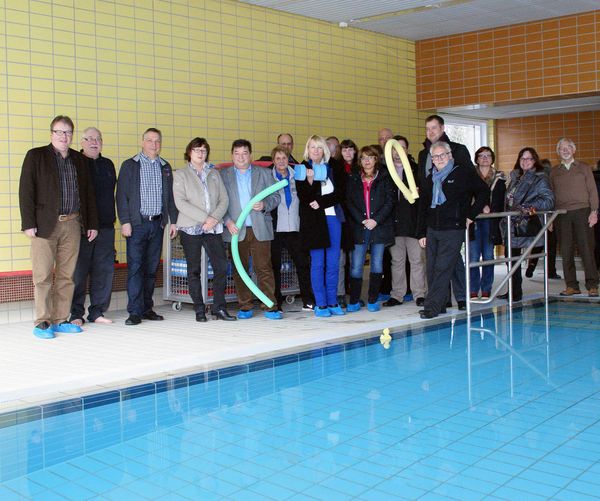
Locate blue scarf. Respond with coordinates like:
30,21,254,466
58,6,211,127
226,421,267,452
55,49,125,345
431,159,455,208
275,170,292,208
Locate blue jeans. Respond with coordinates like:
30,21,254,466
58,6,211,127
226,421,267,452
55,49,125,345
469,220,494,294
126,219,164,316
310,216,341,307
350,229,385,278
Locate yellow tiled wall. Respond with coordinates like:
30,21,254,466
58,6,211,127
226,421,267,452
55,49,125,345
0,0,424,273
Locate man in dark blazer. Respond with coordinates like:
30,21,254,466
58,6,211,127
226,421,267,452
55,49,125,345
116,128,178,326
417,114,475,310
19,115,99,339
221,139,281,319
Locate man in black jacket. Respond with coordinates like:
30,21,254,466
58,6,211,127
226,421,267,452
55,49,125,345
116,128,178,325
418,115,474,310
70,127,116,326
417,142,489,318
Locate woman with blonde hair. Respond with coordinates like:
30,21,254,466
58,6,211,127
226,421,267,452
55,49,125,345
296,135,347,317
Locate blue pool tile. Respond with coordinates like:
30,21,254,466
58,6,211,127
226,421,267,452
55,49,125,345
518,467,573,488
554,489,600,501
42,398,82,419
83,390,121,409
433,482,486,500
493,485,554,501
504,477,562,498
318,476,369,497
188,370,218,385
0,485,22,501
567,479,600,497
121,383,155,400
247,480,297,499
51,481,96,500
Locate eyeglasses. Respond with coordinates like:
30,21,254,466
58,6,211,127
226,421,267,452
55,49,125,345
478,153,492,159
431,152,450,160
520,156,534,162
52,129,73,137
192,148,208,154
361,155,376,161
83,136,102,143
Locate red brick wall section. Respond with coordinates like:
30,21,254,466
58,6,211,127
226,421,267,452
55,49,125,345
495,111,600,172
0,263,164,303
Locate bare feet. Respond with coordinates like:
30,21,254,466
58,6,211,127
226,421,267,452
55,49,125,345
71,318,83,327
93,316,113,324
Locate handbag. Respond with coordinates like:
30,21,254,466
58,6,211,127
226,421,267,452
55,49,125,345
511,177,543,237
513,214,542,237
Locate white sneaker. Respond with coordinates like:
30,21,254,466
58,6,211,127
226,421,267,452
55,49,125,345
302,303,314,311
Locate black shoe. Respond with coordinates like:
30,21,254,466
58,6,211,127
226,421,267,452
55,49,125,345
457,300,466,311
498,292,522,301
195,311,207,322
416,297,425,307
383,297,403,307
525,266,534,278
213,309,237,321
446,300,452,308
125,315,141,325
419,310,437,319
142,311,164,321
548,273,562,279
337,296,347,308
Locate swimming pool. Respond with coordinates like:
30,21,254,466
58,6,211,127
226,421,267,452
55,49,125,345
1,301,599,500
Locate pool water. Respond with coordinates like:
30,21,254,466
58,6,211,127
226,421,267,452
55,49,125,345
1,301,600,500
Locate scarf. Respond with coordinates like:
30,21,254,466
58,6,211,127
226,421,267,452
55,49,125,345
275,170,292,208
431,159,455,208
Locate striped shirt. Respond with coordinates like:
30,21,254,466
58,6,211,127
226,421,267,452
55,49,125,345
139,152,163,217
55,150,80,214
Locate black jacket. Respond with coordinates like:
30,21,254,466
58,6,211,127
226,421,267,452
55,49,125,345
392,154,421,238
296,160,346,250
418,133,474,184
346,171,395,246
417,162,489,238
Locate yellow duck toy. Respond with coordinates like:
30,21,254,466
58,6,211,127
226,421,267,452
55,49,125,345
380,328,392,349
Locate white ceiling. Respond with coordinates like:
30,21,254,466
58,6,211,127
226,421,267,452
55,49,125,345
238,0,600,41
238,0,600,119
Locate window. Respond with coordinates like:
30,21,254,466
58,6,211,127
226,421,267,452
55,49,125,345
442,116,488,159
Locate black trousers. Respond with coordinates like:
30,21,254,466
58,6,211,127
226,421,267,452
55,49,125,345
179,232,228,312
425,228,464,315
71,227,115,322
271,231,313,306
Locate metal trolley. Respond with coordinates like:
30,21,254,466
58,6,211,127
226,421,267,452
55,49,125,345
163,232,300,312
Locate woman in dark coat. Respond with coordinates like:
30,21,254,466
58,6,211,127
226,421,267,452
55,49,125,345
417,141,489,319
296,135,347,317
345,145,395,312
500,147,554,302
469,147,506,299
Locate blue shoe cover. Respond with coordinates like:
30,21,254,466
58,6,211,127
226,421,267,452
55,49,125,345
376,293,391,302
51,322,83,333
237,310,253,319
367,302,381,312
346,302,361,312
328,305,345,316
314,307,331,318
264,310,282,320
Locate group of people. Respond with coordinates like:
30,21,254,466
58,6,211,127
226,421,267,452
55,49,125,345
19,114,599,338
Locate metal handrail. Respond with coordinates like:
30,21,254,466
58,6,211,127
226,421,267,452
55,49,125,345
465,209,566,315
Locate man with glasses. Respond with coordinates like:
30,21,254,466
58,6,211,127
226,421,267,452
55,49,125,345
70,128,117,326
116,128,178,325
19,115,99,339
550,138,599,297
418,115,475,310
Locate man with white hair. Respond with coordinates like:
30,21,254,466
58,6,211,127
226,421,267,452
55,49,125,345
70,127,116,325
550,138,599,296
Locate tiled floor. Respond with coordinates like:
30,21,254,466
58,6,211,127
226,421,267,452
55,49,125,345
0,268,589,412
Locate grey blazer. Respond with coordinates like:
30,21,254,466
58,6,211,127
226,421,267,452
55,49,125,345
173,165,228,228
220,165,280,242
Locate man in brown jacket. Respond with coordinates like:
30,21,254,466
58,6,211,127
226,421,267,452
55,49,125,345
19,115,99,339
550,138,599,297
